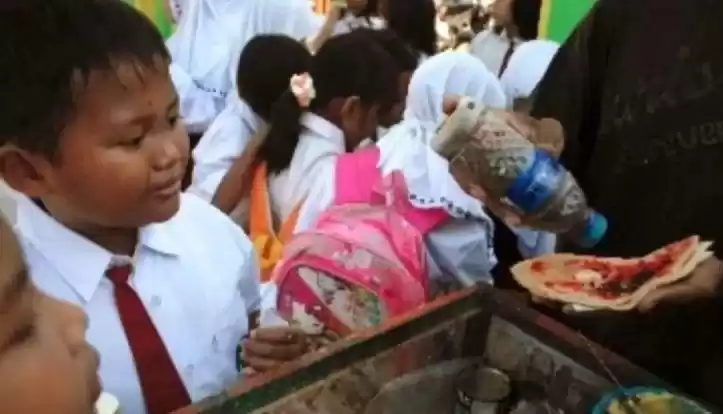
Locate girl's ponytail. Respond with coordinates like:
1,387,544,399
258,73,316,174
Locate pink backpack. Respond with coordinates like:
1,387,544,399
274,147,450,337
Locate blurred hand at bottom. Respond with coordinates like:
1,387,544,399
242,327,308,374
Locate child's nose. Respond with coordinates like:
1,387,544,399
152,138,182,171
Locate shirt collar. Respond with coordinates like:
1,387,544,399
300,112,345,149
15,196,181,303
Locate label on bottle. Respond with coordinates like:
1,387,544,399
506,150,563,214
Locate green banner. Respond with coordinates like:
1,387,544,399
126,0,175,38
539,0,595,43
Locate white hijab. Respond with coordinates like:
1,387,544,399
225,0,323,91
500,39,560,104
167,0,321,102
404,51,508,134
167,0,245,99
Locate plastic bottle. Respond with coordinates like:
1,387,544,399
431,97,607,248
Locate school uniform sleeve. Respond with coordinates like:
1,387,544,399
425,220,497,286
237,233,263,314
169,63,221,135
530,0,628,177
508,226,557,258
189,104,253,201
180,193,263,313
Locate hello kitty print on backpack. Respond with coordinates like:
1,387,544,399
273,147,450,337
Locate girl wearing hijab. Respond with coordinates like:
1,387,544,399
404,51,508,130
167,0,321,137
402,51,555,262
296,52,506,289
469,0,541,76
499,39,559,110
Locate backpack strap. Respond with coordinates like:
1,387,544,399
249,163,302,282
334,148,449,235
334,147,383,205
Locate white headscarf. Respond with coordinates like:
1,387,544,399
167,0,245,99
500,40,560,104
225,0,323,91
167,0,322,103
403,51,508,133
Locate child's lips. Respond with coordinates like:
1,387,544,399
151,175,183,198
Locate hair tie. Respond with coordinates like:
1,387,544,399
289,73,316,108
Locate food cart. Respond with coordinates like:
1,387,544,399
171,285,710,414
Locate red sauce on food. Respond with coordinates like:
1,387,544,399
531,260,547,273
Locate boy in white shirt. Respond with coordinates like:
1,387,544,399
0,1,306,414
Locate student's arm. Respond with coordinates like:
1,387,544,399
530,0,626,177
305,6,343,54
211,131,265,214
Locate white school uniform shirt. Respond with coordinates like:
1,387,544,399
292,114,497,286
499,39,560,105
403,51,556,258
15,194,262,414
189,98,263,201
469,29,519,76
332,14,385,36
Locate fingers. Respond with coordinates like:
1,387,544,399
242,327,308,372
242,351,283,373
251,326,306,343
637,284,704,313
442,95,460,115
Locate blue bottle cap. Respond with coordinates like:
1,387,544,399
578,212,607,248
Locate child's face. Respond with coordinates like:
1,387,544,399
6,58,189,229
340,97,381,149
490,0,513,26
0,223,100,414
379,71,413,128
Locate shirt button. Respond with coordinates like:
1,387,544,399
150,295,162,308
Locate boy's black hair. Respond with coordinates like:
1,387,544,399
236,35,313,121
386,0,437,58
350,28,419,72
0,0,169,158
260,32,398,174
512,0,542,40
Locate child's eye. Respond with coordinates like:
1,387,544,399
121,136,144,148
169,115,181,126
8,322,35,348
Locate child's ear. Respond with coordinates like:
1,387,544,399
340,96,363,121
0,146,53,198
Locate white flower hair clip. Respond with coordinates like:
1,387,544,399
289,73,316,108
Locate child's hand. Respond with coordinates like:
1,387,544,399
242,327,308,373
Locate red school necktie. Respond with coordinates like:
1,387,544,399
106,264,191,414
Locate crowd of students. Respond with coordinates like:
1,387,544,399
0,0,722,413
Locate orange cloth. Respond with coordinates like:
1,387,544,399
249,163,302,282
